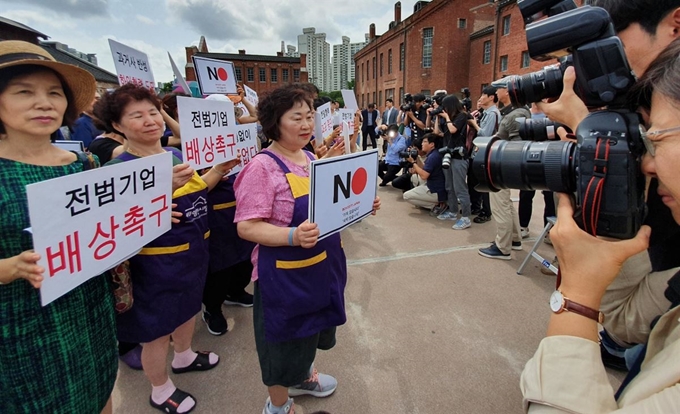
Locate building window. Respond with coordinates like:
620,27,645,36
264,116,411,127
379,53,384,77
399,87,404,104
372,57,376,79
366,60,370,80
386,88,394,100
270,68,278,83
247,67,254,82
259,68,266,82
483,41,491,64
235,67,242,82
500,55,508,72
372,92,376,104
399,43,405,71
388,49,393,74
282,68,289,82
378,91,382,106
422,27,433,68
502,15,511,35
421,89,431,98
361,62,364,82
293,69,300,82
458,18,467,29
521,51,530,68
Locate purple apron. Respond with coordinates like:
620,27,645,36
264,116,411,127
115,149,210,343
257,150,347,342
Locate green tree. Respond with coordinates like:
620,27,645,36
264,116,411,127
160,81,174,93
347,79,355,90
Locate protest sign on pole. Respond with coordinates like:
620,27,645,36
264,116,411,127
192,56,238,95
243,84,259,105
314,102,332,147
168,52,191,95
341,89,359,110
108,39,155,90
27,153,173,306
177,96,257,174
338,109,355,132
308,149,379,240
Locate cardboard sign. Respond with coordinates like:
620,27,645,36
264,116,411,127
108,39,155,90
223,123,259,176
168,52,191,95
338,109,355,132
192,56,238,95
244,84,259,105
314,102,332,146
308,149,379,240
27,153,173,306
341,89,359,110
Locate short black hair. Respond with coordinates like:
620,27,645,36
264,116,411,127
368,103,375,109
593,0,680,34
257,84,313,142
385,98,393,104
481,86,499,103
413,93,426,103
421,133,442,149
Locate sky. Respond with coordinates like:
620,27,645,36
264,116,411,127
0,0,424,84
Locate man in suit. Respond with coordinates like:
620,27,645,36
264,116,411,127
382,98,398,125
361,103,380,151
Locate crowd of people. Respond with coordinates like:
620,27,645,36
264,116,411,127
1,0,680,413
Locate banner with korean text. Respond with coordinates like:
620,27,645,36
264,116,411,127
314,102,333,146
108,39,155,90
337,109,356,132
177,96,257,175
27,153,173,306
244,84,259,105
308,149,379,240
192,56,238,95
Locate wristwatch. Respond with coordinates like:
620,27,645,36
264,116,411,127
549,290,604,323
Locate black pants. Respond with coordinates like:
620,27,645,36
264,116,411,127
518,190,556,227
467,164,491,217
392,172,414,192
362,127,378,150
378,161,401,185
202,259,253,312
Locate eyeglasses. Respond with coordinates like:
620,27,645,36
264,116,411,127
639,124,680,157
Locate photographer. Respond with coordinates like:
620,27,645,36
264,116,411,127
403,134,447,212
520,40,680,412
391,137,425,193
405,93,428,141
433,95,473,230
378,124,407,187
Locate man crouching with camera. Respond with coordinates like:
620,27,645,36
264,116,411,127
403,133,447,213
378,124,407,187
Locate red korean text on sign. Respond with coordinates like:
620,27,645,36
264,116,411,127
185,137,201,165
202,136,216,163
46,231,82,277
149,195,169,227
87,215,119,260
123,205,145,237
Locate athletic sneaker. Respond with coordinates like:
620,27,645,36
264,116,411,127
437,211,457,221
520,227,530,238
262,397,296,414
430,204,446,216
202,309,228,336
223,292,254,308
512,241,522,251
478,243,511,260
288,367,337,398
452,217,471,230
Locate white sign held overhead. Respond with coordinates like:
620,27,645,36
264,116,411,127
341,89,359,110
192,56,238,95
168,52,191,95
308,150,379,240
108,39,155,90
243,84,259,105
28,153,173,306
314,102,333,147
337,109,356,132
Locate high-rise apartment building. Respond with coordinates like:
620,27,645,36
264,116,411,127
331,36,367,90
297,27,331,92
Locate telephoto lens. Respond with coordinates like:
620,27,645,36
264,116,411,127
506,62,566,107
517,117,566,141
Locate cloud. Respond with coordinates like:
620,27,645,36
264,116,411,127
135,14,156,25
0,0,110,17
1,9,77,31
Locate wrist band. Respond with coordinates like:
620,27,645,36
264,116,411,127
288,227,297,246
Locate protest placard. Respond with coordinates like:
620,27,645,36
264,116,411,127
192,56,238,95
314,102,332,147
244,84,259,105
108,39,155,90
341,89,359,110
308,149,379,240
176,96,256,174
342,121,351,155
168,52,191,95
27,153,173,306
337,109,355,132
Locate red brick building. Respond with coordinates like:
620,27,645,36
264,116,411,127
185,37,308,96
354,0,582,108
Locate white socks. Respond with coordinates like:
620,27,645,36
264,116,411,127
171,348,218,369
151,378,195,413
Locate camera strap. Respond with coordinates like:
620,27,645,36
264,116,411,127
581,138,612,236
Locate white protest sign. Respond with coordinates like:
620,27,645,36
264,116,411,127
108,39,155,90
223,123,259,176
341,89,359,110
314,102,333,146
244,84,259,105
168,52,191,95
338,109,355,132
27,153,173,306
309,149,379,240
192,56,238,95
342,121,351,155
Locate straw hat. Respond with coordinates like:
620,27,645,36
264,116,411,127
0,40,97,114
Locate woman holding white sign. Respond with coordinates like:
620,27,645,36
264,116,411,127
97,83,239,414
0,41,117,414
234,84,380,414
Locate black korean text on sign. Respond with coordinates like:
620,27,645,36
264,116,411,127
95,178,115,207
65,185,90,216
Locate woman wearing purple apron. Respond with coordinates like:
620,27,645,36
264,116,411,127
234,84,380,414
97,84,238,414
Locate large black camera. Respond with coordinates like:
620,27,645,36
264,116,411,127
505,2,636,108
430,106,444,117
516,117,566,141
401,93,414,112
439,146,465,169
398,148,419,168
472,111,646,239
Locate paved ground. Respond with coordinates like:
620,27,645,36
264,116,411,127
113,185,624,414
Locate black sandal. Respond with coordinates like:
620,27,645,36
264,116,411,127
171,351,219,374
149,388,196,413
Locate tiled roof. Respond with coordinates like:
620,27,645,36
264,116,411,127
0,16,48,39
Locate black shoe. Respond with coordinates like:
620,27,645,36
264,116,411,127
471,208,483,216
473,214,491,223
224,292,254,308
378,182,387,187
600,343,628,372
202,309,228,336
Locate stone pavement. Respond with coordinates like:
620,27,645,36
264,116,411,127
113,187,624,414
